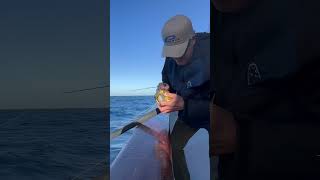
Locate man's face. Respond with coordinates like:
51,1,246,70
172,39,194,66
172,51,187,64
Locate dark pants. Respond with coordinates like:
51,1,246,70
210,156,219,180
170,120,213,180
170,120,198,180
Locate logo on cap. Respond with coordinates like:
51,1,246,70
165,35,177,43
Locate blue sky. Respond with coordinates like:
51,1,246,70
110,0,210,96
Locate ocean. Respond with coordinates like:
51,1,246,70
0,108,107,180
0,96,155,179
110,96,156,164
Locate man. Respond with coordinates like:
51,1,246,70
211,0,320,179
156,15,210,180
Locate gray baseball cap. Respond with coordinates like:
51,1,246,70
161,15,195,58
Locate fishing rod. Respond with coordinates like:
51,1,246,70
110,88,172,140
110,108,161,140
64,84,170,139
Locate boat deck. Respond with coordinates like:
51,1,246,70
111,112,211,180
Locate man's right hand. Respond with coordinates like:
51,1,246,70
157,92,184,113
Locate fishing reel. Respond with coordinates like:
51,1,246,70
154,83,172,103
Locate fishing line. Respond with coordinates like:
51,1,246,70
63,85,109,94
131,86,157,91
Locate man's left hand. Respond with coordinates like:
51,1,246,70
157,92,184,113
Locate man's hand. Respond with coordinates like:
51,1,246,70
157,82,170,91
157,92,184,113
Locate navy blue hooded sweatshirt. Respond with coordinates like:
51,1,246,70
161,32,210,130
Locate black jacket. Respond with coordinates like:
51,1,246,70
212,0,320,179
162,33,210,130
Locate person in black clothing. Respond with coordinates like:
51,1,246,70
211,0,320,179
157,15,210,180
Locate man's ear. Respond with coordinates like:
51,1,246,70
212,0,252,13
